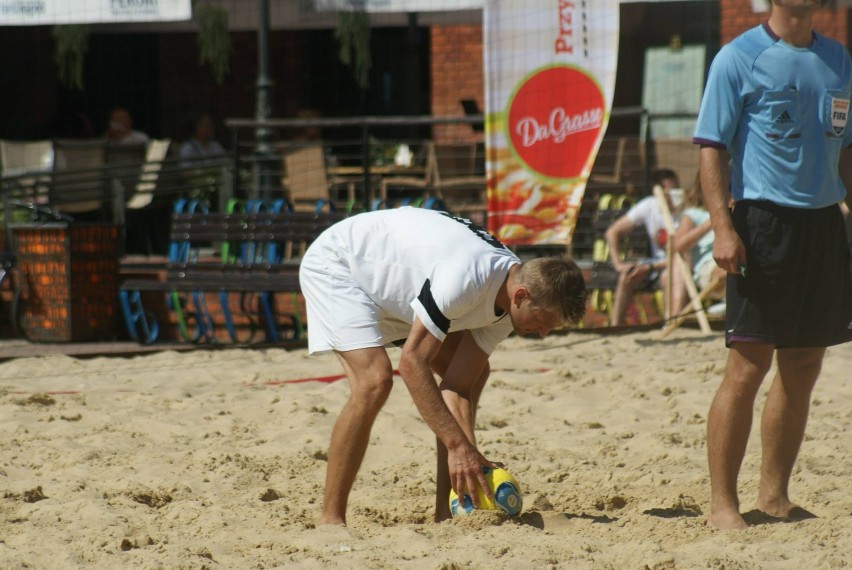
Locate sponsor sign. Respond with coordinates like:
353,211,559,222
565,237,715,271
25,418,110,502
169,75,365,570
313,0,482,11
0,0,191,25
485,0,619,245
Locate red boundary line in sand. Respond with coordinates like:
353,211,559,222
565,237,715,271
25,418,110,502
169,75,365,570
260,367,551,387
7,368,553,396
262,370,401,386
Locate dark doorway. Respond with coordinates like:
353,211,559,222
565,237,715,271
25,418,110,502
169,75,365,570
59,32,162,140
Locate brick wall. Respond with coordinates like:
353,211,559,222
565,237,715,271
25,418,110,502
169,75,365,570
430,25,484,143
721,0,848,44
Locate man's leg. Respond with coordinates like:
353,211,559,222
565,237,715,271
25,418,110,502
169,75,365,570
666,260,689,318
320,347,395,526
611,265,649,326
706,341,774,529
756,347,824,519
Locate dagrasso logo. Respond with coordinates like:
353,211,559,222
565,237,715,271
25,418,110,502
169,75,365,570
507,65,604,180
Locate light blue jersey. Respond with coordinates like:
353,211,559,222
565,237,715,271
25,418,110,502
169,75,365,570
694,23,852,208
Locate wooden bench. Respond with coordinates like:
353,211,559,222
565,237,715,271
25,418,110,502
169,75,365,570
119,210,349,344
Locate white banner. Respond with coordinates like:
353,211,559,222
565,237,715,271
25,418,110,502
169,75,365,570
313,0,482,12
485,0,620,246
0,0,191,25
317,0,713,9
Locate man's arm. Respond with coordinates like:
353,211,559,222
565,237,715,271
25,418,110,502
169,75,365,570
604,214,636,271
699,145,745,274
398,318,493,503
436,332,490,445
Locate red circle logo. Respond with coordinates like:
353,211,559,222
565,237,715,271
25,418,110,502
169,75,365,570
507,66,605,180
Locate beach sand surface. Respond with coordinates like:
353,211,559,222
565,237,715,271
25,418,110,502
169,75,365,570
1,329,850,569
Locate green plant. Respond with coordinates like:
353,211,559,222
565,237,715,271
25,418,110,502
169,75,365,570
367,136,398,166
335,10,371,90
185,168,220,202
52,25,89,90
196,4,231,84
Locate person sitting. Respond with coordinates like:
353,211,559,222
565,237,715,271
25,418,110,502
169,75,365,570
671,173,727,318
105,107,149,146
178,113,226,169
604,168,683,326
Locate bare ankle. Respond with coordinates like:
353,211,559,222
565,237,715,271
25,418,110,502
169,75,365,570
755,496,793,518
755,498,815,521
708,507,748,530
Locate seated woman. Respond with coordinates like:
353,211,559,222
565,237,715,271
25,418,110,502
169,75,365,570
672,173,727,318
178,113,226,169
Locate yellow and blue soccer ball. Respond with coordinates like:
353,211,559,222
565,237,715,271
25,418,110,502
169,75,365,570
448,467,523,517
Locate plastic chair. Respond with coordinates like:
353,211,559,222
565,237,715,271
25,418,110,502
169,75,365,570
126,139,171,210
431,142,486,217
589,136,646,193
0,139,53,177
0,139,53,206
106,142,147,203
282,144,354,213
51,139,107,215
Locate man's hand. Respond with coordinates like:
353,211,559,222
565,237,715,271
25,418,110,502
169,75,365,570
700,146,746,276
712,224,747,276
447,442,495,507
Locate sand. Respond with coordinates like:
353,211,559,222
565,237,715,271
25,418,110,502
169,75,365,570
1,328,850,569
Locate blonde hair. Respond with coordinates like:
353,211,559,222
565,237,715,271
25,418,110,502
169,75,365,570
683,170,704,209
515,257,587,325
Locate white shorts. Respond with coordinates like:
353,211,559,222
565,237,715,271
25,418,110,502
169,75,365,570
299,234,410,354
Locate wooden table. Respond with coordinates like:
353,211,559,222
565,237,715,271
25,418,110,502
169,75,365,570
327,165,428,208
327,165,426,177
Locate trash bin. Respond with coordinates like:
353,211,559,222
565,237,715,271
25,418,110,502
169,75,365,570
13,223,119,342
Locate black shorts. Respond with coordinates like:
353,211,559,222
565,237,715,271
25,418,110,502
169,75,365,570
642,268,661,290
726,200,852,348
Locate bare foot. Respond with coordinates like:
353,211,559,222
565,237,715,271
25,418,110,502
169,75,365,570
755,499,817,521
316,523,365,541
315,522,363,552
707,509,749,530
784,506,818,521
742,509,783,525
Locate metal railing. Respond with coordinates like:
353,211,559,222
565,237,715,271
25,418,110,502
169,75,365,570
226,114,485,211
0,109,697,258
0,154,236,255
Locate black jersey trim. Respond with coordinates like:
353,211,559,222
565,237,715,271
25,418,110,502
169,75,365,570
418,279,450,334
